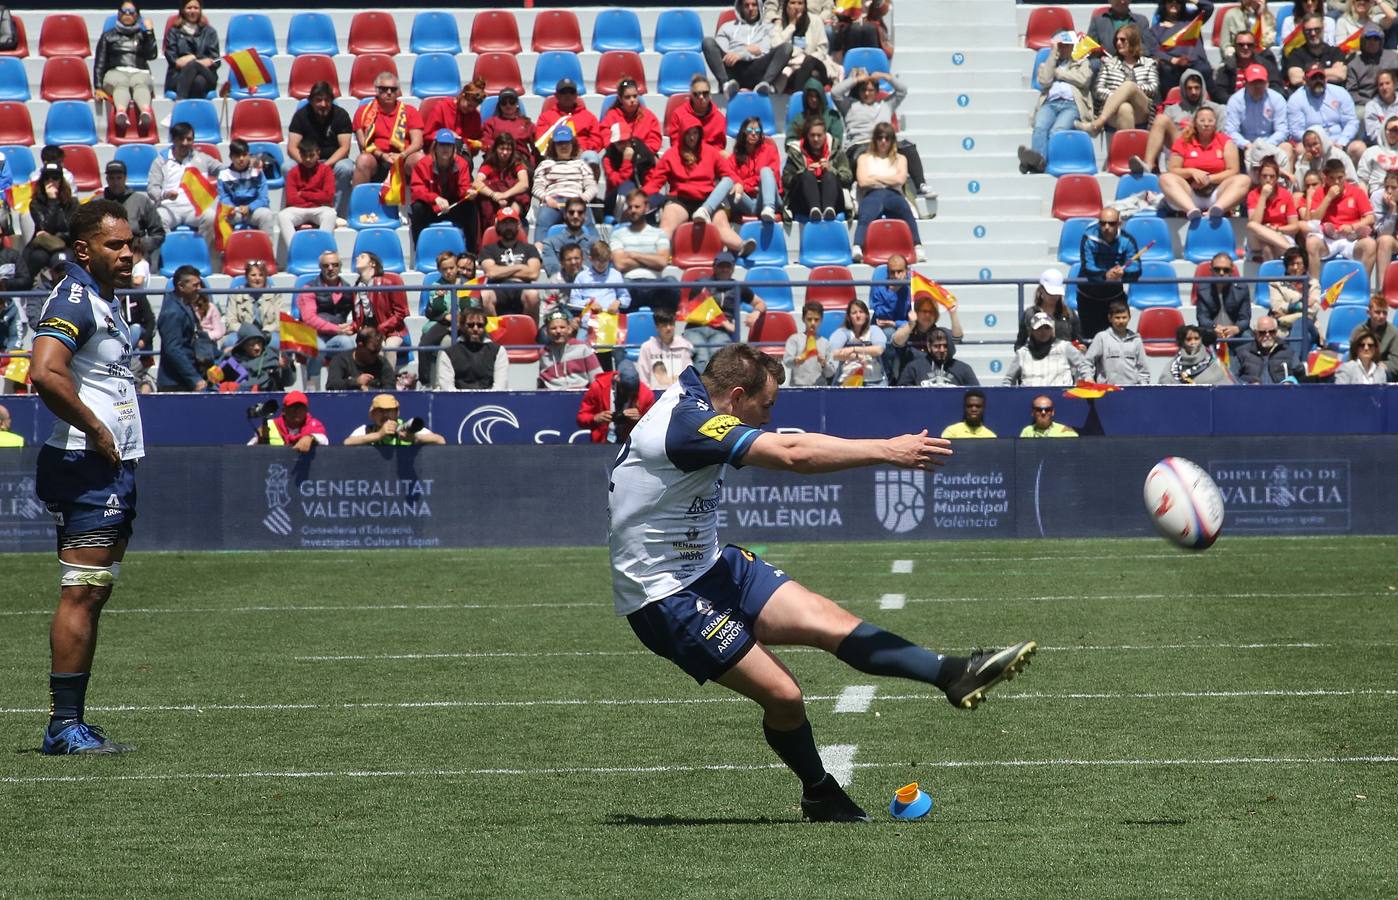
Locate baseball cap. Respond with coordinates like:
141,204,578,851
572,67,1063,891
1030,311,1055,330
283,390,309,407
543,308,571,324
434,128,457,145
713,249,737,265
1053,29,1076,44
105,159,127,175
495,206,520,222
1364,23,1384,37
1038,268,1066,297
552,124,575,142
1305,62,1327,78
1244,63,1269,83
370,393,400,411
555,77,577,93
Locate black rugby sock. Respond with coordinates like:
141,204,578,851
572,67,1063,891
48,671,90,730
837,622,954,687
763,720,826,790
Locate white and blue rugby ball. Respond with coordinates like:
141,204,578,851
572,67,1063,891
1143,457,1225,551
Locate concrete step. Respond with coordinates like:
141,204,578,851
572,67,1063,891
918,216,1063,244
900,110,1034,131
912,152,1018,175
904,89,1037,115
933,195,1046,217
924,173,1053,199
906,129,1043,156
890,69,1028,91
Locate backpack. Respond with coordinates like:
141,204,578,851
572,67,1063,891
0,9,17,53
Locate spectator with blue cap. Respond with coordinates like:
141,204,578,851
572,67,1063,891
535,78,603,166
532,124,599,242
409,128,477,248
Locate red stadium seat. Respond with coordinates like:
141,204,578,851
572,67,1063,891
1382,260,1398,308
38,14,90,58
715,9,737,33
61,144,101,192
1187,260,1211,306
222,230,279,277
595,51,647,95
671,222,724,268
1025,6,1075,49
1138,306,1185,356
41,55,94,100
105,103,158,144
747,310,798,356
663,94,690,130
288,54,341,99
0,15,27,58
195,142,223,160
1106,129,1149,176
470,11,523,54
860,219,916,268
530,10,584,53
679,266,714,309
419,96,453,131
1211,5,1238,46
347,12,400,55
229,98,283,143
0,101,34,144
472,53,524,95
480,225,499,247
806,264,857,310
1051,174,1103,220
350,54,398,99
490,314,543,363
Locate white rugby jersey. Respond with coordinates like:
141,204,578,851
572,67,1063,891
33,263,145,460
608,367,763,615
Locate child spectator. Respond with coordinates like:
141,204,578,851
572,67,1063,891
1084,299,1151,385
570,241,631,369
217,139,274,238
276,139,336,260
783,302,838,385
637,308,695,388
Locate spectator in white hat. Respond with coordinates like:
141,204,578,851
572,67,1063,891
1015,268,1084,349
1018,31,1092,175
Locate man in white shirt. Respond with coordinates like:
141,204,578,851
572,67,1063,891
610,189,678,312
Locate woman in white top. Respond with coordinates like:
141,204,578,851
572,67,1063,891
532,127,598,241
831,70,934,198
1336,0,1396,38
775,0,840,92
852,122,923,264
1334,329,1388,382
829,298,888,384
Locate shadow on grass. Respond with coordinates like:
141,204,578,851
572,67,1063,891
1122,818,1188,826
608,813,799,827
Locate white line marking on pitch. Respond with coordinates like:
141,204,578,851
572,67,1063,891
891,560,914,574
904,591,1386,605
834,686,877,713
819,744,858,785
878,593,906,610
0,601,600,617
4,754,1395,786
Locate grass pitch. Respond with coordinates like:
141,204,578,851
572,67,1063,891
2,537,1396,898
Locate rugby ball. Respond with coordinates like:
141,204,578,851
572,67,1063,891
1143,457,1225,550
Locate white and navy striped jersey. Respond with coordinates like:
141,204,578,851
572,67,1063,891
608,367,762,615
32,263,145,460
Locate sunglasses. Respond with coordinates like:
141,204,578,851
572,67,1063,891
500,97,518,104
1212,266,1233,274
1256,328,1278,335
1357,342,1378,348
744,126,762,134
378,85,401,93
1304,27,1323,33
1098,219,1119,226
1033,407,1054,413
463,321,487,329
692,91,711,98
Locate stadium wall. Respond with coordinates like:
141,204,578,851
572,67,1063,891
1,438,1392,552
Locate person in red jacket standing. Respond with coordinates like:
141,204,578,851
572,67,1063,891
535,78,603,165
725,116,783,224
276,140,336,261
350,251,409,367
410,129,477,247
665,75,728,151
600,78,664,218
577,359,656,444
644,125,757,257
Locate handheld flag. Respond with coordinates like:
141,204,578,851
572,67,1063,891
910,271,957,309
2,353,29,385
1071,33,1102,61
486,316,503,338
1215,338,1231,371
1307,348,1341,378
1281,23,1306,56
799,332,819,362
222,47,272,93
1338,26,1367,54
1320,270,1357,309
1160,14,1205,49
180,167,217,215
5,180,31,215
278,313,318,358
379,157,407,206
685,296,727,328
535,116,574,157
841,364,865,387
213,203,234,253
834,0,863,17
1128,240,1155,264
1251,14,1265,46
1064,380,1122,400
584,301,622,348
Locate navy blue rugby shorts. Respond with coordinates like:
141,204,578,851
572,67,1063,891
35,446,138,544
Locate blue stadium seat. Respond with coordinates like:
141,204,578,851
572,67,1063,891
352,227,406,274
0,57,28,101
1320,259,1369,306
1045,130,1097,176
1064,262,1082,310
0,144,35,184
287,229,339,276
414,225,466,271
43,101,97,145
657,51,705,96
725,92,777,138
1057,218,1092,265
1183,218,1239,263
654,10,704,53
113,144,157,190
625,309,655,361
531,51,586,97
229,56,279,101
1324,304,1369,352
785,89,836,128
1115,172,1160,200
1029,47,1051,91
591,9,644,53
169,99,220,143
286,13,338,57
247,141,285,190
478,95,532,121
225,13,277,56
819,309,844,338
842,48,893,92
1129,260,1183,309
348,183,399,229
798,220,853,267
1123,216,1174,262
411,53,462,99
159,231,213,278
410,11,463,55
738,221,789,268
417,271,442,316
744,265,794,311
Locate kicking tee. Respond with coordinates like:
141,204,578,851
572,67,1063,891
608,367,761,615
32,263,145,460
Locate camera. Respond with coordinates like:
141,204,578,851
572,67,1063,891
247,400,279,420
401,417,426,435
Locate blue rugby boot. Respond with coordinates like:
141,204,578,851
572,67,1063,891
42,721,135,755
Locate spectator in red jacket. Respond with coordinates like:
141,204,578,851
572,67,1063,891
643,124,757,257
724,116,783,223
577,359,655,443
535,78,603,165
351,251,409,366
410,129,477,246
481,89,537,168
665,75,729,150
276,139,336,261
600,78,664,218
423,79,486,155
472,133,532,248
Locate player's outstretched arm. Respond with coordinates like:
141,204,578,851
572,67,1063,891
744,429,951,475
30,336,119,467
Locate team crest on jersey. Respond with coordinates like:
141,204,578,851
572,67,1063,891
698,414,741,441
36,317,79,340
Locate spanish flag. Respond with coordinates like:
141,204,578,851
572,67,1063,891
1071,33,1102,61
1337,25,1366,54
834,0,862,17
1251,14,1265,46
213,203,234,252
1307,348,1342,378
799,332,819,362
1215,338,1231,370
1160,14,1205,49
1128,240,1155,264
535,116,573,156
5,180,31,215
2,353,29,385
181,166,217,215
1320,269,1357,309
486,315,503,338
278,313,318,358
584,301,622,348
841,365,865,387
379,156,407,206
222,47,272,93
685,296,727,328
1064,380,1122,399
911,271,957,309
1281,23,1306,56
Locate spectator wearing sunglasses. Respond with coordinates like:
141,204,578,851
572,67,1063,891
852,122,922,263
95,2,157,136
666,76,729,151
1217,0,1276,67
1336,328,1388,383
725,117,782,223
1233,315,1305,382
1282,15,1347,89
352,72,425,189
1215,27,1284,98
481,89,538,167
600,79,664,218
1197,253,1253,342
1077,207,1142,339
1018,396,1079,438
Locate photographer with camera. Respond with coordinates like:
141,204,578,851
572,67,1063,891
246,391,328,453
343,394,446,446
